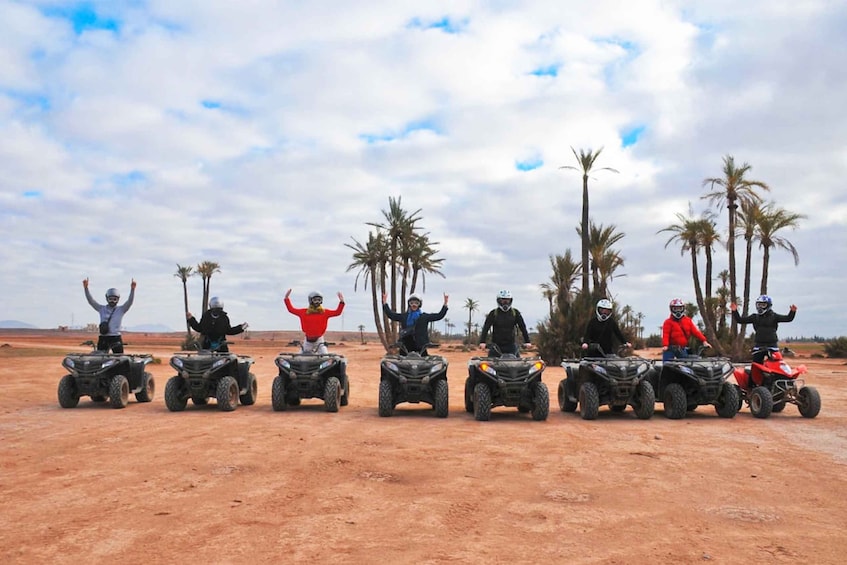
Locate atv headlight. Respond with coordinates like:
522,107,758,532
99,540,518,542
102,359,117,369
276,358,290,370
429,362,444,374
171,357,184,370
211,358,229,370
319,359,335,370
479,362,497,377
721,362,732,376
384,361,399,373
528,360,545,375
636,363,648,375
62,358,75,370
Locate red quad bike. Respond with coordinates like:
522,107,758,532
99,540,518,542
734,347,821,419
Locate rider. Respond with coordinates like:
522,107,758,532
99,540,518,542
478,290,531,357
581,298,631,357
382,291,448,355
662,298,710,361
285,289,345,354
187,297,248,352
731,295,797,364
83,278,135,353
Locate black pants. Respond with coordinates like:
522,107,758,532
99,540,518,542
97,335,124,353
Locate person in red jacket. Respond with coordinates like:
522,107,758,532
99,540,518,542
662,298,710,361
285,288,345,354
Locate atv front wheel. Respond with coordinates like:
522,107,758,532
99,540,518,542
473,383,492,421
216,376,239,412
378,380,394,417
340,376,350,407
324,376,341,413
109,375,129,409
558,380,577,413
578,382,600,420
164,376,188,411
633,380,655,420
531,382,549,421
239,372,257,406
715,382,740,418
797,386,821,418
663,383,687,419
135,372,155,403
749,386,773,419
434,379,449,418
58,375,80,408
271,376,287,411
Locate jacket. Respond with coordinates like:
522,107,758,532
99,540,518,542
662,315,707,348
383,302,448,352
732,308,795,347
582,317,627,355
285,297,344,340
479,308,530,347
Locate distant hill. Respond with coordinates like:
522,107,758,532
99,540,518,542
0,320,38,329
125,324,174,333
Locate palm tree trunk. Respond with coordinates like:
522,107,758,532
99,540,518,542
182,282,191,335
691,249,722,354
581,174,590,295
760,246,771,295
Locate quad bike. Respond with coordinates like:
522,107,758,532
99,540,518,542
558,344,655,420
272,352,349,412
164,346,257,412
733,347,821,419
378,342,448,418
465,344,549,421
647,346,739,419
58,347,155,409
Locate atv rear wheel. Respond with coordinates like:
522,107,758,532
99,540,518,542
378,380,394,417
558,380,577,413
58,375,80,408
340,376,349,407
749,386,773,419
715,382,740,418
663,383,687,419
239,372,257,406
578,382,600,420
633,380,655,420
164,376,188,411
797,386,821,418
324,376,341,413
434,379,449,418
109,375,129,409
135,372,155,403
473,382,492,421
271,376,287,411
216,376,239,412
531,382,549,421
463,376,474,413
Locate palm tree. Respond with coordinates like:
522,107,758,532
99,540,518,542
346,231,389,348
464,298,479,345
196,261,221,313
754,203,805,295
736,200,762,323
368,196,421,315
702,155,769,348
659,207,721,351
407,232,445,297
581,221,626,297
358,324,366,344
540,251,580,315
560,147,619,296
174,264,194,335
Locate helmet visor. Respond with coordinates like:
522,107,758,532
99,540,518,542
598,307,612,318
671,306,684,316
310,296,323,306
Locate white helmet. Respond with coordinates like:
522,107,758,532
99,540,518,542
596,299,613,321
308,291,323,305
209,296,224,310
669,298,685,320
407,294,422,307
105,288,120,299
497,290,513,311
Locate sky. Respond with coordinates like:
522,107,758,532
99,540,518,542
1,0,845,340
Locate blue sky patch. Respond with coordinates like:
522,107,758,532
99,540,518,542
621,125,646,147
201,100,222,109
112,171,147,187
23,190,43,198
43,3,121,35
360,118,441,144
530,64,559,77
516,157,543,171
407,16,469,34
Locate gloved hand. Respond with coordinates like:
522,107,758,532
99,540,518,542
523,343,532,349
581,343,588,350
241,322,249,331
478,343,486,350
625,342,632,348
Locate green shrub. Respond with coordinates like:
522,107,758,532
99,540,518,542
823,336,847,358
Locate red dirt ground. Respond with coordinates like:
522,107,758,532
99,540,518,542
1,330,846,564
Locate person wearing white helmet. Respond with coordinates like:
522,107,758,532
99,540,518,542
580,298,631,356
478,290,531,357
187,297,248,352
285,288,345,354
662,298,710,361
382,291,449,355
83,277,136,353
730,295,797,364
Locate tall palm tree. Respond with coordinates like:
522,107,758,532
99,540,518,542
368,196,421,314
346,231,389,348
540,251,580,315
196,261,221,314
736,200,762,322
358,324,366,344
702,155,769,348
406,232,445,296
580,221,626,297
560,147,619,296
754,202,805,295
463,298,479,345
174,264,194,335
659,208,721,351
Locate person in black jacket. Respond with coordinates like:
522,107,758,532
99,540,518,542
581,298,631,357
731,294,796,363
187,296,248,352
478,290,531,357
382,292,448,355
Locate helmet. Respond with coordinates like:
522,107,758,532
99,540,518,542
105,288,120,305
596,299,613,321
755,294,772,315
669,298,685,320
308,291,323,306
209,296,224,310
496,290,513,312
407,294,422,307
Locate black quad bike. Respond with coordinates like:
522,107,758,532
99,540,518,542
558,344,655,420
647,346,740,419
58,350,155,409
378,343,449,418
465,344,549,421
272,352,349,412
164,350,257,412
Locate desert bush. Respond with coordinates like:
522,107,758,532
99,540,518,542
823,336,847,358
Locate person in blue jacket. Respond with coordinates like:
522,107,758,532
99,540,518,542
382,291,448,355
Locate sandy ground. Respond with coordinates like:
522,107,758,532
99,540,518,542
1,330,846,564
